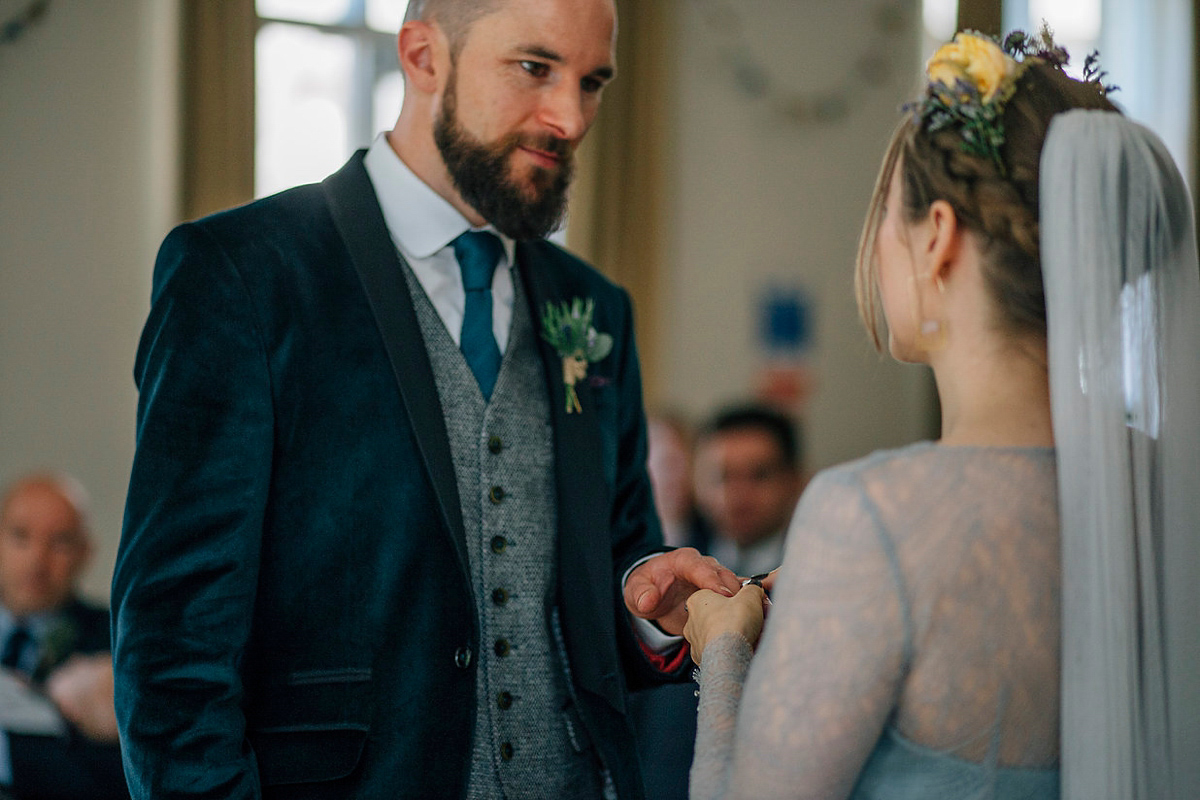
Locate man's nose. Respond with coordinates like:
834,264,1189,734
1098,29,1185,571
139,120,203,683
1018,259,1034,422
27,542,55,570
537,83,589,142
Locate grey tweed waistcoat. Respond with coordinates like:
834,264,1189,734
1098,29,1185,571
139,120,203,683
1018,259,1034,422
402,261,604,800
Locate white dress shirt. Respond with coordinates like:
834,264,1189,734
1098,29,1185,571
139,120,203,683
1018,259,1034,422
363,134,517,351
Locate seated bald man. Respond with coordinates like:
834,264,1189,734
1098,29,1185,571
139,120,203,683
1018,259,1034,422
0,473,129,800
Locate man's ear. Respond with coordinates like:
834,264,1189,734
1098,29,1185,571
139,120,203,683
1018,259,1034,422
924,198,961,285
397,20,441,95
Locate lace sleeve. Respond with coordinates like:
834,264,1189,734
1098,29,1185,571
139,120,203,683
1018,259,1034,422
690,468,910,800
690,632,753,800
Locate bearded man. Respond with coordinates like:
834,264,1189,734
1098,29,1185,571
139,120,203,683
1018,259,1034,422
112,1,740,798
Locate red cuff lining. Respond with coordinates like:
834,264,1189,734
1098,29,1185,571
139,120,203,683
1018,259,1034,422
638,636,690,674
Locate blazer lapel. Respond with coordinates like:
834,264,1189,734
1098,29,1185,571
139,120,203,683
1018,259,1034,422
322,152,469,573
517,243,622,710
516,242,609,509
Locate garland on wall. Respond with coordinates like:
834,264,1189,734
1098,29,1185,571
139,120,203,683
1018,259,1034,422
692,0,911,125
1,0,50,46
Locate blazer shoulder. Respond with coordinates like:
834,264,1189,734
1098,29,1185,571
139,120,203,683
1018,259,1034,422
152,181,345,302
183,182,332,248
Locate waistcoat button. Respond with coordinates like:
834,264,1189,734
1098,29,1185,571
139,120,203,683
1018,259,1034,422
453,647,472,669
492,587,509,605
488,486,506,504
497,690,513,710
490,535,507,554
488,436,504,454
500,741,514,761
494,638,510,657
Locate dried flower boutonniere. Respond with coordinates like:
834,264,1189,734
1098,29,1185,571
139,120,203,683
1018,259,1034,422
540,298,613,413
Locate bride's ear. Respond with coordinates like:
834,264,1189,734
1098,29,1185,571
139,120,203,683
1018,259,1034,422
922,199,961,286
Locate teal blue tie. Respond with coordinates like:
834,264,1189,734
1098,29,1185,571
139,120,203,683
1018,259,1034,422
453,231,504,400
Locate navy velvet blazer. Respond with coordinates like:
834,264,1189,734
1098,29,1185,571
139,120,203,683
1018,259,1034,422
113,153,670,799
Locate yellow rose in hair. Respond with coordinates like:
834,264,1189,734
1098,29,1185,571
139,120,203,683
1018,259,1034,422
927,51,966,93
926,32,1016,101
958,33,1016,100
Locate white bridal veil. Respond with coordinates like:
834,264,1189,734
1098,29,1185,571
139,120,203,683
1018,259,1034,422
1041,110,1200,800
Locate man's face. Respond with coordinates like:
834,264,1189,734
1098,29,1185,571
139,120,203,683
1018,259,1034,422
433,0,616,239
0,483,89,615
693,429,799,548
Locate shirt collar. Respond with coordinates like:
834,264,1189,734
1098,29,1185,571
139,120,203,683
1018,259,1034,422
363,134,516,266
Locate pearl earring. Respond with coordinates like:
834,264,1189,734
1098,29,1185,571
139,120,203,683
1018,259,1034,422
916,273,948,350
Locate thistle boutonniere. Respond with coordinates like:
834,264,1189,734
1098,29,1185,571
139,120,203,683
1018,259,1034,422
540,298,613,413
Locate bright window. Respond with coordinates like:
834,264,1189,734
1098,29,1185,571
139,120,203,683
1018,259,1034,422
255,0,409,198
1006,0,1192,182
920,0,959,62
1005,0,1101,79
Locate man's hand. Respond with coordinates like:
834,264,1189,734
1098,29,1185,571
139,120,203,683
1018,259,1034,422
624,548,742,636
45,654,119,742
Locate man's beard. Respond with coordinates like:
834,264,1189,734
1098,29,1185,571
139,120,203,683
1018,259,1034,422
434,72,574,241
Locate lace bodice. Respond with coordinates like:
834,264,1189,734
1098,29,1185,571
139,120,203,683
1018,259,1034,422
691,442,1060,800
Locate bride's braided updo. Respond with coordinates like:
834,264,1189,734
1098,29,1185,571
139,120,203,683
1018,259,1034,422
857,53,1116,350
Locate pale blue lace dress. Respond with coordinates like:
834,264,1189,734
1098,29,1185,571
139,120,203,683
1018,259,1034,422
691,443,1060,800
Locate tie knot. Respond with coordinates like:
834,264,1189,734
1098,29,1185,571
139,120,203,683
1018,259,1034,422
453,230,504,292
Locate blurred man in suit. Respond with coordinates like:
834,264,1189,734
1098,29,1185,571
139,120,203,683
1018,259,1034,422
694,405,805,578
0,473,128,800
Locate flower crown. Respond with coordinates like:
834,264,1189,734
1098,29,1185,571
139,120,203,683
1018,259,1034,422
904,27,1116,175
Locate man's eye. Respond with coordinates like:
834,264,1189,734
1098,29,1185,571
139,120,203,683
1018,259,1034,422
581,77,604,94
520,61,550,78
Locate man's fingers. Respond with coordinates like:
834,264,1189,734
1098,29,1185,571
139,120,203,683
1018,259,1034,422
692,559,739,596
715,564,741,596
635,584,660,614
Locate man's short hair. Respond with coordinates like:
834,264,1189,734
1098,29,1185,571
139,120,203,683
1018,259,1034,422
698,404,802,471
404,0,502,57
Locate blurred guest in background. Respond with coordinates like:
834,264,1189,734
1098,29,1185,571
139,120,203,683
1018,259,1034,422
0,473,128,800
693,405,804,578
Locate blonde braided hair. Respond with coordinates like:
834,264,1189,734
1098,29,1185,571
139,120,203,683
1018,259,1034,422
857,59,1116,350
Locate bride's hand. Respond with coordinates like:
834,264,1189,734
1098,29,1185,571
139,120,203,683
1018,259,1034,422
684,584,767,665
759,568,780,594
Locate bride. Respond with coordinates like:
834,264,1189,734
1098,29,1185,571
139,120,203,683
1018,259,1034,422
683,30,1200,800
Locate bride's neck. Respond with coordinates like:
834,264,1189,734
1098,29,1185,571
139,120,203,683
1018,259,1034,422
931,334,1054,448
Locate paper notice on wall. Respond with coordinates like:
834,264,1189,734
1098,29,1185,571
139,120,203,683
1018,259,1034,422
0,670,66,735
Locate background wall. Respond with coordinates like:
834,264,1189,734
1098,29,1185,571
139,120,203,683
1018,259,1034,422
0,0,180,600
659,0,935,470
